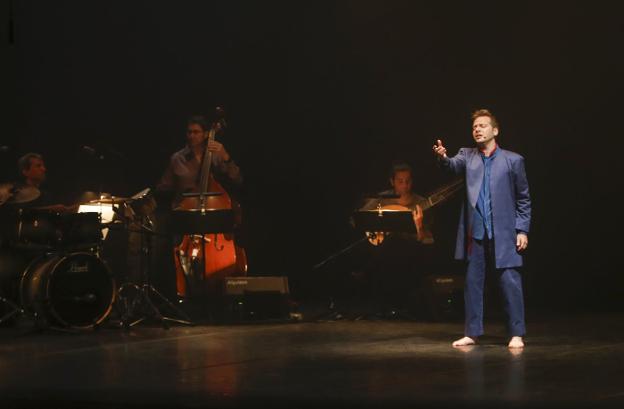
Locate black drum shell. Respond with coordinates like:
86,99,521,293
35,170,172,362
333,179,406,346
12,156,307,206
60,212,103,249
14,209,62,249
20,252,115,329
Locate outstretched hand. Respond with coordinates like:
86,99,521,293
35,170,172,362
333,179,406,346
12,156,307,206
432,139,447,158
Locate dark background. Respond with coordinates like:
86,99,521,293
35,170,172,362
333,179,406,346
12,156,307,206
3,1,623,312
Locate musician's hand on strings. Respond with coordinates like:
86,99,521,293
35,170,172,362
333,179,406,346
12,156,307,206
433,139,447,159
414,204,424,226
516,233,528,252
412,204,425,241
207,140,231,162
412,204,424,232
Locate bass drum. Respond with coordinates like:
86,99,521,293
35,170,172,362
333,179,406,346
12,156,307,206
20,253,116,329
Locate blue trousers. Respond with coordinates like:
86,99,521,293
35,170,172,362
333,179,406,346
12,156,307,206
464,237,526,337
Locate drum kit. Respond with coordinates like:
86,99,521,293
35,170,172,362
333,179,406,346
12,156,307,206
0,186,192,331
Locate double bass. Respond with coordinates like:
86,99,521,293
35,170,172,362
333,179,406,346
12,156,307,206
173,108,247,298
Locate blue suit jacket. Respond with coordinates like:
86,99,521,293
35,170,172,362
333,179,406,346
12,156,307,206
441,146,531,268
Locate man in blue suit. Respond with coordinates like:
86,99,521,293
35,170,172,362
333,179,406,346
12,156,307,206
433,109,531,349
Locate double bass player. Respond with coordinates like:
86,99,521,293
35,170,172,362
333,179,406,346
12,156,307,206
157,114,242,207
156,113,246,299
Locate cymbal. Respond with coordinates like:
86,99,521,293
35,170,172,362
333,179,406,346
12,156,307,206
0,183,13,205
10,185,41,204
87,196,131,204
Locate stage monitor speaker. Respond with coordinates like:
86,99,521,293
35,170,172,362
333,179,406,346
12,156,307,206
219,276,291,322
421,274,465,321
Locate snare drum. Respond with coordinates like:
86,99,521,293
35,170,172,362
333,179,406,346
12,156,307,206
20,252,116,329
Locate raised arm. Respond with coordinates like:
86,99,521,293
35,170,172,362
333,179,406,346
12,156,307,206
432,139,467,175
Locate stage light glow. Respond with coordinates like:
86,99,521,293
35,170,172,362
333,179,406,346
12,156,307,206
78,203,115,239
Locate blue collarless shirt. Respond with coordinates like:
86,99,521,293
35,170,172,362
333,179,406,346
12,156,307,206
472,146,499,240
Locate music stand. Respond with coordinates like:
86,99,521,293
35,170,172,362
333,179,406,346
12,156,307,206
352,209,418,320
351,209,417,235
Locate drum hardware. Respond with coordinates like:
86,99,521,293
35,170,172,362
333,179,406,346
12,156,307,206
0,291,27,325
0,249,38,328
0,293,74,333
114,208,194,329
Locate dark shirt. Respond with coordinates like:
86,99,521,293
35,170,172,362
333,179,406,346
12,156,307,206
473,147,499,240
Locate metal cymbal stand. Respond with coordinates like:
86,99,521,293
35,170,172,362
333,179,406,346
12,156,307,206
117,213,193,329
0,292,26,325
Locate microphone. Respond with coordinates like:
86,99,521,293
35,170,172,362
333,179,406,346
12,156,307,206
81,145,105,160
82,145,97,155
81,145,127,161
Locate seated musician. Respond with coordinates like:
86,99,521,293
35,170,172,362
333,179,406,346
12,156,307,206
1,153,70,297
1,153,74,250
156,115,242,207
1,152,74,212
360,160,434,244
357,160,435,317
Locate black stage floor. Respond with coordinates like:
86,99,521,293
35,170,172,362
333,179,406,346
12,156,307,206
1,310,623,409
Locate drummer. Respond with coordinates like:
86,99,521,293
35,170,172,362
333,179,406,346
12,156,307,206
1,153,69,247
10,152,72,212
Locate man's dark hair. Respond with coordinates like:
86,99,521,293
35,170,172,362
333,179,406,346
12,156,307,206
389,160,412,179
18,152,43,174
187,115,210,131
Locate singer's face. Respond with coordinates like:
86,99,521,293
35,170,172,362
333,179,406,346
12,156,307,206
23,158,47,185
472,116,498,145
391,170,412,197
186,123,207,148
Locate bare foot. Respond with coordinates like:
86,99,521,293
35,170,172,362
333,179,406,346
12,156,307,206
455,344,477,353
452,336,477,347
508,336,524,348
509,347,524,357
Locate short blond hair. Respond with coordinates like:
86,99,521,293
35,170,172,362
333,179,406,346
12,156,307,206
471,109,499,130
